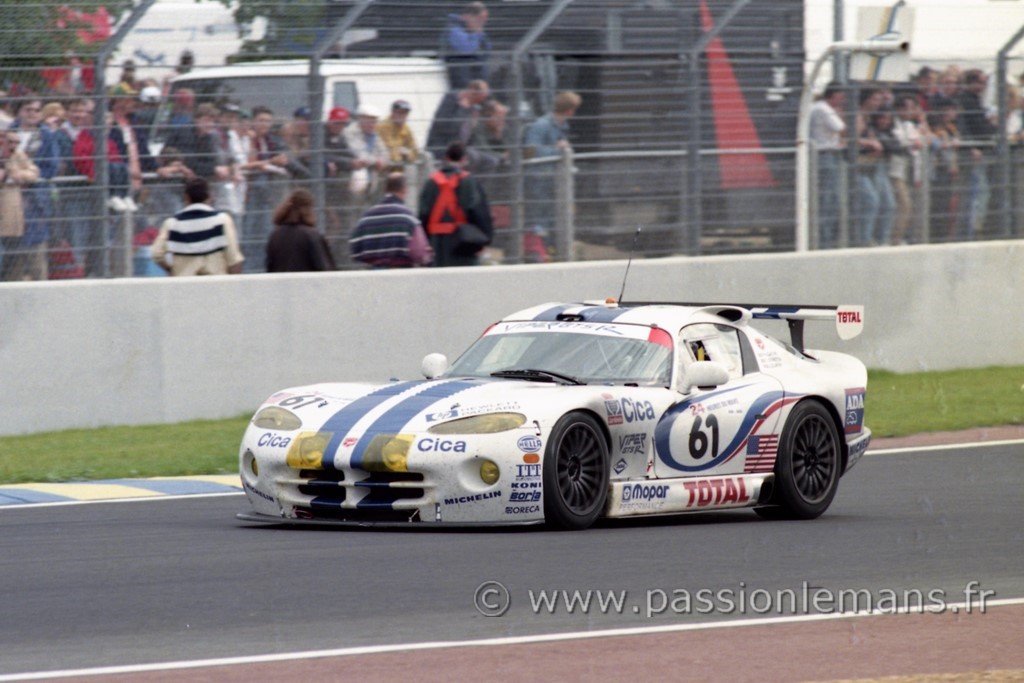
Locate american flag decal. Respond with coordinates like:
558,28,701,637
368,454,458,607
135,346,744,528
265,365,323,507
745,434,779,472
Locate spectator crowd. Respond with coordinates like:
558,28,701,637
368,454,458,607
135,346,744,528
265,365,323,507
810,65,1024,248
2,0,1022,279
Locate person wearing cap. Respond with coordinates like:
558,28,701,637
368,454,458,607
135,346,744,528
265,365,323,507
344,106,388,204
376,99,419,168
134,82,162,128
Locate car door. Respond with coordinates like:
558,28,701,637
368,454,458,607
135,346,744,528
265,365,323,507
654,323,785,478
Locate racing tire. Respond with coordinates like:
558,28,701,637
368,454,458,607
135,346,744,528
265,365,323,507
759,400,841,520
543,411,610,530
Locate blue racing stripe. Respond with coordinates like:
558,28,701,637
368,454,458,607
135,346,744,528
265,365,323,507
319,381,423,470
350,379,480,471
751,306,802,319
531,304,574,321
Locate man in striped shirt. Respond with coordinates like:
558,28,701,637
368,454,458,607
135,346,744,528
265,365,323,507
152,178,244,276
349,173,433,268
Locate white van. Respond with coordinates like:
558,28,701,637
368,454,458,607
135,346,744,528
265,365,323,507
158,57,449,146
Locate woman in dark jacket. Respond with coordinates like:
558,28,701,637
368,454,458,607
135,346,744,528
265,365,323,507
265,189,335,272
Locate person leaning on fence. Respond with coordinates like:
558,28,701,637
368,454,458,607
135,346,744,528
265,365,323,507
0,130,43,281
151,177,244,276
265,189,335,273
376,100,419,170
522,90,581,262
417,141,492,268
350,172,432,268
809,83,845,248
11,98,60,274
956,69,997,240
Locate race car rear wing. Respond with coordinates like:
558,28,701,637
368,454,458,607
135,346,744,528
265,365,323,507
619,302,864,353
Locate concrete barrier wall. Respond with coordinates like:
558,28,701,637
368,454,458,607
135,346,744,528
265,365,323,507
1,240,1020,436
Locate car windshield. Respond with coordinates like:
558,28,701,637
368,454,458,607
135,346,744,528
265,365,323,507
446,324,673,386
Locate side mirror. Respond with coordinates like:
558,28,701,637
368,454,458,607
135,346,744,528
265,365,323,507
678,361,730,394
421,353,449,379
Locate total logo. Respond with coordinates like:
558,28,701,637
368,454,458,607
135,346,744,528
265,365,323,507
517,435,542,452
621,483,669,502
416,438,468,453
258,433,292,448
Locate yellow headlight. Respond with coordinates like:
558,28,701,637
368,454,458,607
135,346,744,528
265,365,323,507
361,434,413,472
428,412,527,435
252,406,302,431
285,432,331,469
479,459,500,485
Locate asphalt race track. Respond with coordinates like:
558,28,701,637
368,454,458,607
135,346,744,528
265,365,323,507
1,444,1021,678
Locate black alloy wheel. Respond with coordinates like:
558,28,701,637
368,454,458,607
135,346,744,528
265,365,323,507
755,400,841,520
543,412,609,530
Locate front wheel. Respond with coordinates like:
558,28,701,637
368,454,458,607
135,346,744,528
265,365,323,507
543,412,609,530
760,400,841,520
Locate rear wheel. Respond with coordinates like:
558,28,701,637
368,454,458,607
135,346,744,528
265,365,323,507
543,412,609,530
757,401,841,520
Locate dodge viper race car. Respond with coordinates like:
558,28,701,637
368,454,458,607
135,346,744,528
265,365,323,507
238,300,870,529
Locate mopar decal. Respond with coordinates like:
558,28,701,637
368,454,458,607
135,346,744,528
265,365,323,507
621,483,669,502
417,438,467,453
517,435,543,452
258,433,292,448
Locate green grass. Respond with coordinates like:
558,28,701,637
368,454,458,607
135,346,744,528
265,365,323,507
0,366,1021,485
866,366,1024,438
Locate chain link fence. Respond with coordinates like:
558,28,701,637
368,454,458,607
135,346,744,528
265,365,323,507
0,0,1021,280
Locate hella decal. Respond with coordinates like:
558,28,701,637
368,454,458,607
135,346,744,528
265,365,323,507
517,435,542,452
417,438,467,453
258,433,292,448
683,478,750,507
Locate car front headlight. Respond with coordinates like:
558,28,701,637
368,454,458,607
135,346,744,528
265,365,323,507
252,406,302,431
285,432,332,469
428,412,526,435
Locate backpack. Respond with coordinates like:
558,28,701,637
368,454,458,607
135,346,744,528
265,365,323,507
426,170,468,236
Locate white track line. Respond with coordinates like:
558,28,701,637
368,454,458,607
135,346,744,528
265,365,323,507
2,597,1022,681
868,438,1024,456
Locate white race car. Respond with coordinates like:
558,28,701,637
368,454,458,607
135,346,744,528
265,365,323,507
238,300,870,529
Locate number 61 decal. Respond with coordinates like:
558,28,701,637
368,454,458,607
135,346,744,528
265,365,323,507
689,414,719,459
